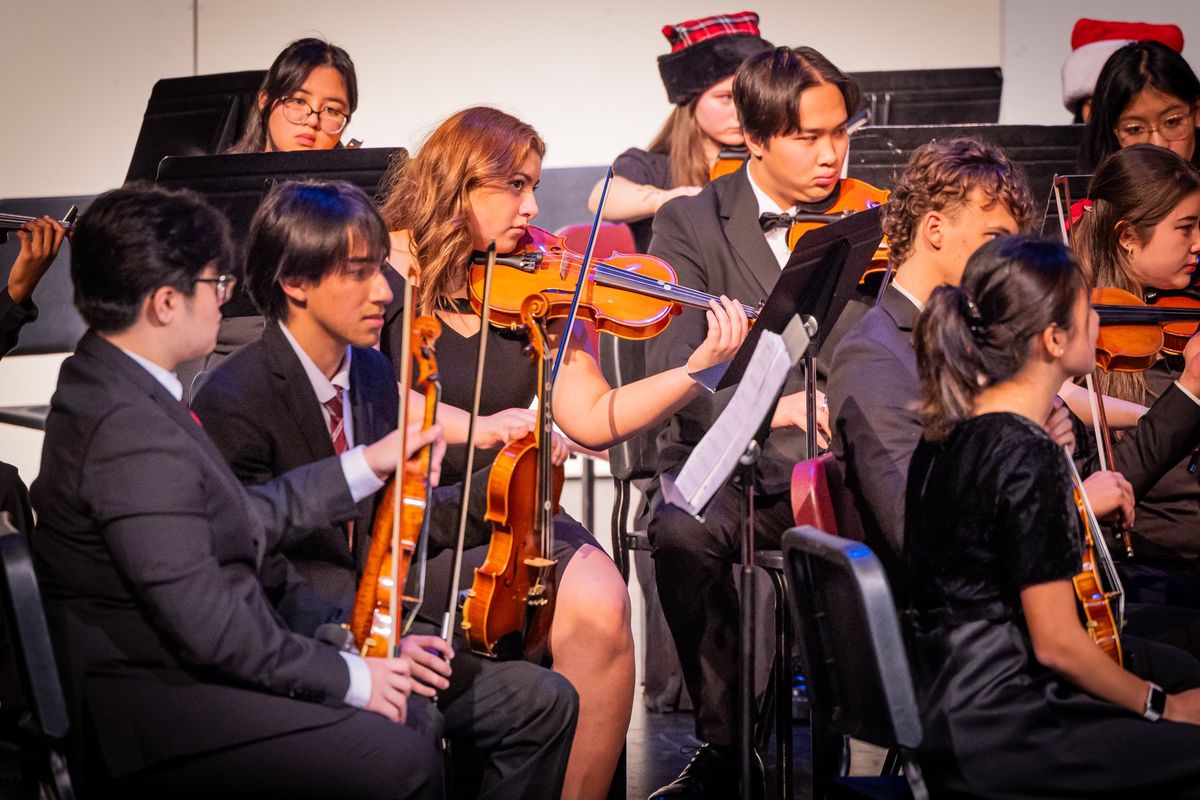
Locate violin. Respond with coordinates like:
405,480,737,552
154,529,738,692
0,207,77,244
1145,288,1200,355
468,226,759,340
1065,454,1124,665
349,300,441,657
1093,286,1200,371
461,293,561,661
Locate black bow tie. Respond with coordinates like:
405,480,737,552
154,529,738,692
758,211,796,233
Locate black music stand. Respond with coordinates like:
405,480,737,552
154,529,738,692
849,67,1003,126
155,147,406,317
846,123,1084,230
125,70,266,183
712,207,884,795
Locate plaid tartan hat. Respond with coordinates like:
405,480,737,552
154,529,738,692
657,11,772,105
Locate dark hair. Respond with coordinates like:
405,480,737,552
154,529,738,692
70,185,233,333
1080,41,1200,172
915,235,1087,440
1070,143,1200,403
884,138,1034,266
244,180,389,322
733,46,860,145
228,38,357,153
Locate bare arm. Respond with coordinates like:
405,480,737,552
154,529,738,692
1058,380,1148,429
1022,580,1200,723
550,296,747,451
587,175,701,223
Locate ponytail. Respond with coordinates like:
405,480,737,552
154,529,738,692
914,235,1087,440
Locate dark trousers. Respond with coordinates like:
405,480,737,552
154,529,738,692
110,700,444,799
648,482,795,746
414,624,578,800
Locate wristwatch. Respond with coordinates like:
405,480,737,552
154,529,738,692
1144,681,1167,722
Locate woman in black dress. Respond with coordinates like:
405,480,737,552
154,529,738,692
906,234,1200,798
377,105,750,798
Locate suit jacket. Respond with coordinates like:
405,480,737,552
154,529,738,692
191,322,399,634
827,286,921,590
646,167,859,494
30,331,360,777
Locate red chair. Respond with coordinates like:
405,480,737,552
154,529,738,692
554,222,635,257
791,452,864,541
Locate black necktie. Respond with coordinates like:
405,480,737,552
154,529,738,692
758,211,795,233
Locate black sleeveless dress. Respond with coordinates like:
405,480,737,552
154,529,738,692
379,267,600,619
905,412,1200,798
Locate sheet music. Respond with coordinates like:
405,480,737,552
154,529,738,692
661,328,803,517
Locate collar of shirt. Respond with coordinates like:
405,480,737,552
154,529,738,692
746,167,797,269
120,348,183,401
279,322,355,445
890,279,925,313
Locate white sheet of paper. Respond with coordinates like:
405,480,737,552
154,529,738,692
661,329,801,518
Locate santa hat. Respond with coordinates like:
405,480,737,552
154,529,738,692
657,11,772,105
1061,18,1185,111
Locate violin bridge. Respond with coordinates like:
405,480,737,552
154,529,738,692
523,557,556,568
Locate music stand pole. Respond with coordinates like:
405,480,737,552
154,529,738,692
739,438,762,800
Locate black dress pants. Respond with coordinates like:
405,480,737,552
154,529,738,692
648,482,795,746
111,699,444,799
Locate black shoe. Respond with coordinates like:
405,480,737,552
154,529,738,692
648,743,763,800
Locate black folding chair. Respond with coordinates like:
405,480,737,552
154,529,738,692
0,513,74,800
782,526,927,800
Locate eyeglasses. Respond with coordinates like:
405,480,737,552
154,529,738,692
276,96,350,135
1114,111,1196,145
194,274,238,304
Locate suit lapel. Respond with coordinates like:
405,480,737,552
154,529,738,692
718,168,782,302
261,323,336,463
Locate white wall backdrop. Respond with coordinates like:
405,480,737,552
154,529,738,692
5,0,1002,199
1001,0,1200,124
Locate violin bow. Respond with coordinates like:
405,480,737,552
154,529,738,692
441,241,499,641
550,166,613,383
389,270,417,655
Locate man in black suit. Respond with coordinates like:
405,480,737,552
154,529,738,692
644,46,860,797
192,181,578,800
31,185,444,798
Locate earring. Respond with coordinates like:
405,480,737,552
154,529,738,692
1056,348,1064,357
1123,244,1135,257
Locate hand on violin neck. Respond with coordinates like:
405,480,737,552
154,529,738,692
8,216,66,304
1179,330,1200,397
1082,470,1135,529
398,634,454,697
684,296,750,375
364,423,446,485
363,656,413,723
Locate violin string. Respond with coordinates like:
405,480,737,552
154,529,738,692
557,255,757,314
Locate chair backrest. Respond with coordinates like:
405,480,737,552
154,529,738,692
555,222,635,256
0,514,68,742
783,525,922,752
125,70,267,183
0,513,75,799
790,453,864,541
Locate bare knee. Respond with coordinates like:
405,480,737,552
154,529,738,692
557,547,633,658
